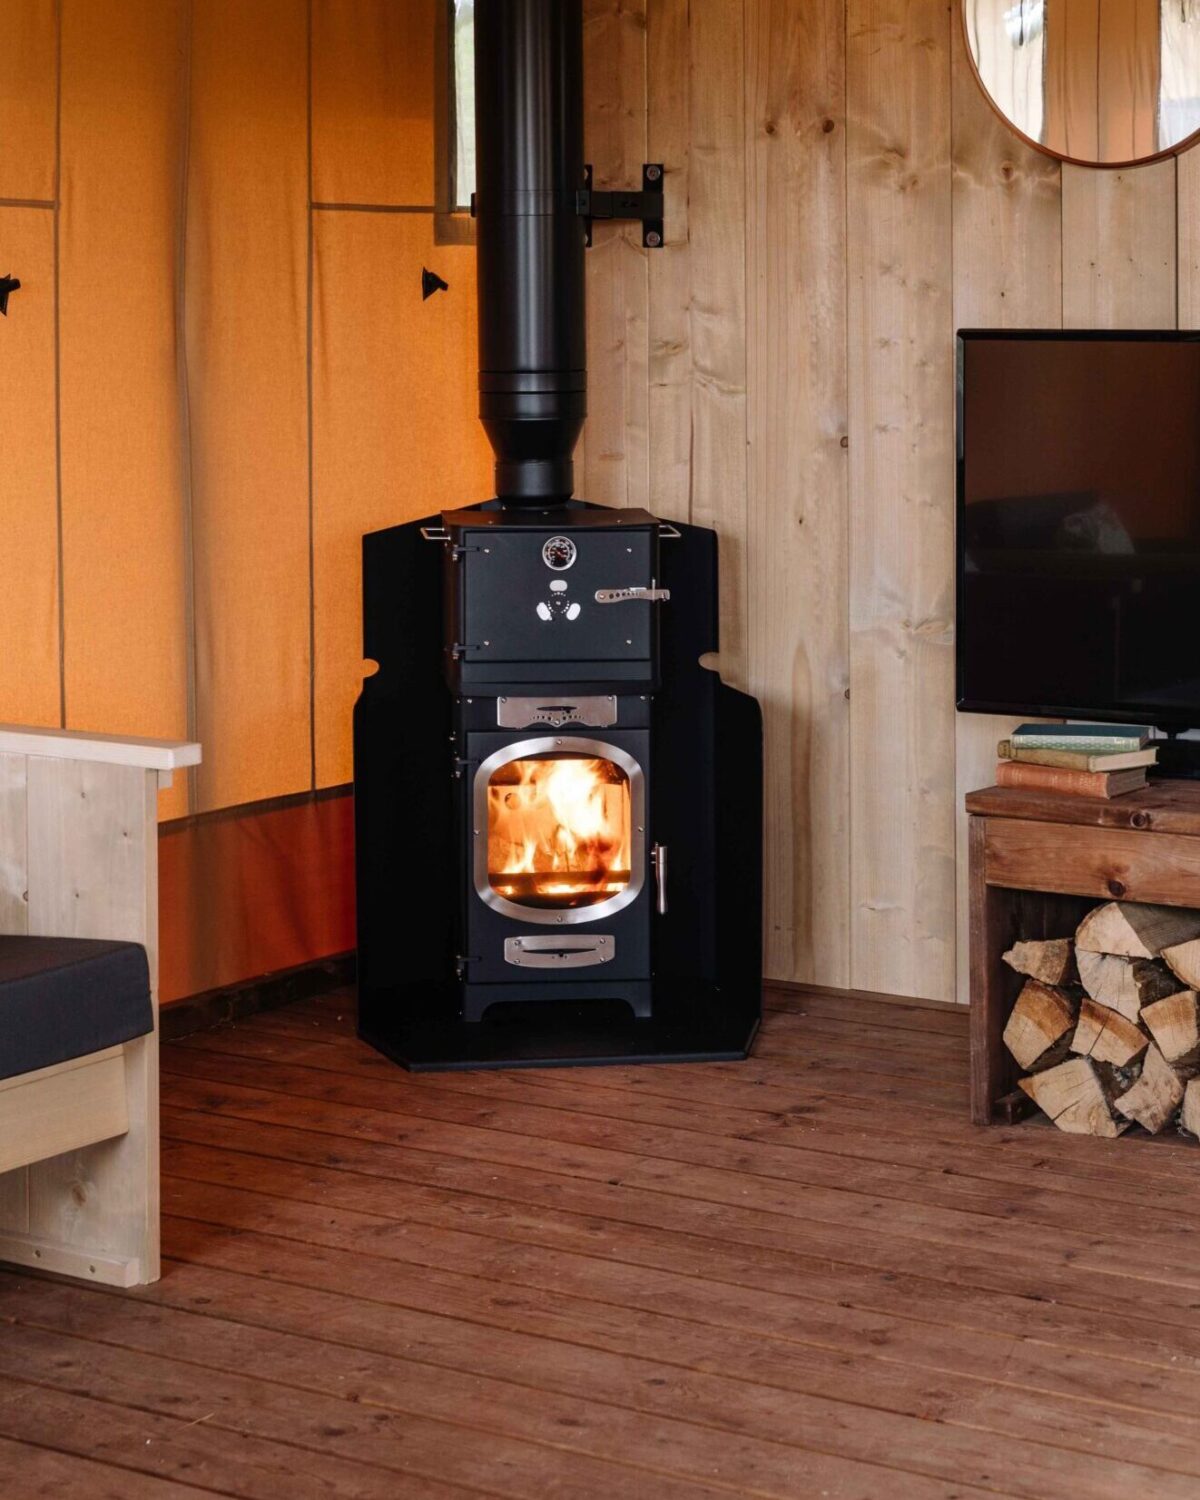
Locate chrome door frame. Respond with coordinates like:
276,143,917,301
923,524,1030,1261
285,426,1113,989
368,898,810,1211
473,735,646,927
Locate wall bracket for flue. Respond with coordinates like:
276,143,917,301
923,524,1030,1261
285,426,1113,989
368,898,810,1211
576,164,664,248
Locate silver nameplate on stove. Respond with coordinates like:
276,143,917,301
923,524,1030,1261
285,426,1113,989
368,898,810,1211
496,695,618,730
504,935,615,968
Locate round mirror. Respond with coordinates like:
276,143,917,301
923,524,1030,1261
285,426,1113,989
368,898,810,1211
963,0,1200,167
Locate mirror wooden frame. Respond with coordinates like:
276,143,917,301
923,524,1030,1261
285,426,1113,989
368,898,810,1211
960,0,1200,170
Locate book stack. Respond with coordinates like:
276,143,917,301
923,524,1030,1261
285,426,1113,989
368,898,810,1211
996,724,1156,800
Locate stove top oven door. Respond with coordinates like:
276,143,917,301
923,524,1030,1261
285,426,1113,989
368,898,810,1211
464,729,652,988
452,526,659,688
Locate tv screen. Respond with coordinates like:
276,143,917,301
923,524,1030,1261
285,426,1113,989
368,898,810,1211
957,330,1200,729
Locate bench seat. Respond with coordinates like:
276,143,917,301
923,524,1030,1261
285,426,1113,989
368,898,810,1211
0,937,152,1083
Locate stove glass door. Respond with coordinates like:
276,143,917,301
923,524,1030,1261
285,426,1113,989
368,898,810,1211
474,737,644,925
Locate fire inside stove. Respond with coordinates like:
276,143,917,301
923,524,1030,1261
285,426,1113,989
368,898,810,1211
487,753,632,910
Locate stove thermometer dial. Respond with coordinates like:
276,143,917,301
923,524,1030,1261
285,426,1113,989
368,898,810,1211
542,535,577,571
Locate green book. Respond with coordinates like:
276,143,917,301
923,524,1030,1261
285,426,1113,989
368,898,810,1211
1010,723,1151,754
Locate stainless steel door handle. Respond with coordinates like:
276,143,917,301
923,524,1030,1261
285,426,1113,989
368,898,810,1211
594,585,671,604
652,844,668,915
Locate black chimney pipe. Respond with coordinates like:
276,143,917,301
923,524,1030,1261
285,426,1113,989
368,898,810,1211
473,0,586,505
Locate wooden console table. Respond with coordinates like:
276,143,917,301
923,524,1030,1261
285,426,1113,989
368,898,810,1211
966,780,1200,1125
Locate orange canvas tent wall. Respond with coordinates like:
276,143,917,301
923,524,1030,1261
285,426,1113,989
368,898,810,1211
0,0,491,1002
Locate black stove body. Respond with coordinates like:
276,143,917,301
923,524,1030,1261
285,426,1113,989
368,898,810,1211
354,500,762,1068
352,0,761,1069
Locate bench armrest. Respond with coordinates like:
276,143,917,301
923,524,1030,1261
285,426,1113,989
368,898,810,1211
0,724,201,790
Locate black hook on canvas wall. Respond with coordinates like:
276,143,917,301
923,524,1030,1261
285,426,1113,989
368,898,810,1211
0,275,20,315
421,268,448,300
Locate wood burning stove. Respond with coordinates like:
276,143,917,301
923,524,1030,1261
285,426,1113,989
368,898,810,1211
352,0,762,1069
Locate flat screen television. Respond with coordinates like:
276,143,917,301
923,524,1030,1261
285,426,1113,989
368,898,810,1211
957,329,1200,731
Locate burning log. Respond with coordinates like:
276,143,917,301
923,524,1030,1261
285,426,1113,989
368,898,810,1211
1114,1044,1184,1134
1019,1058,1126,1137
1002,938,1075,986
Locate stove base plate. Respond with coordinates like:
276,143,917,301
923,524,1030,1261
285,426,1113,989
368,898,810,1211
359,981,759,1071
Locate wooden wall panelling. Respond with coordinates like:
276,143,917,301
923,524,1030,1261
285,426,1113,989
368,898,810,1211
950,16,1062,1002
0,0,57,204
311,212,489,787
645,0,691,527
0,754,29,936
0,752,28,1231
746,0,850,986
311,0,437,207
582,0,649,511
1061,161,1177,329
686,0,749,691
186,0,311,811
1177,147,1200,329
847,0,957,1002
58,0,191,819
0,208,60,728
8,758,159,1282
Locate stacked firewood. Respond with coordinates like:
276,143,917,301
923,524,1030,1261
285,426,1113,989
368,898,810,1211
1003,902,1200,1138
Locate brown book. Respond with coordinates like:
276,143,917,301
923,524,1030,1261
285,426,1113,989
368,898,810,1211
996,739,1157,773
995,761,1147,800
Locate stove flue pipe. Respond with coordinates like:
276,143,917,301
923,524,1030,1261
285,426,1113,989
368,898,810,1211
473,0,586,505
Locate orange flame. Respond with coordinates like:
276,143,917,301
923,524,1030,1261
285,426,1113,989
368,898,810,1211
487,756,631,908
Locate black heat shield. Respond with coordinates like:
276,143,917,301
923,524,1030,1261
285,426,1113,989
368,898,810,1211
353,513,762,1069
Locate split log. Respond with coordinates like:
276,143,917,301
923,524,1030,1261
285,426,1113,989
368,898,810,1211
1075,901,1200,959
1140,991,1200,1064
1002,981,1077,1071
1114,1044,1184,1134
1075,948,1178,1022
1019,1058,1126,1137
1071,999,1149,1068
1162,938,1200,990
1001,939,1075,987
1182,1079,1200,1138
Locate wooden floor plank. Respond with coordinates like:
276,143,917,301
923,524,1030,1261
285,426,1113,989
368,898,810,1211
0,1286,1029,1500
156,1105,1200,1370
4,984,1200,1498
146,1174,1200,1468
156,1052,1200,1278
0,1433,221,1500
134,1220,1200,1498
0,1373,473,1500
173,1024,1200,1208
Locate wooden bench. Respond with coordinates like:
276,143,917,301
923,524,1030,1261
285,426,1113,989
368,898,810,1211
0,725,200,1287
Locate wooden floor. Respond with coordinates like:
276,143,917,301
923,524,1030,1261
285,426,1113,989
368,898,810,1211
3,988,1200,1499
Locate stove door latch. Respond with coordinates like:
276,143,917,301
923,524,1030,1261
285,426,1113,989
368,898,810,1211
594,584,671,605
652,844,668,916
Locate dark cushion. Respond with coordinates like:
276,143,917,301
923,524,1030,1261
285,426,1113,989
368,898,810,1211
0,936,152,1082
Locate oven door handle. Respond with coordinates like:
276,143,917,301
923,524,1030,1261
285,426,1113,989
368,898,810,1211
594,585,671,604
